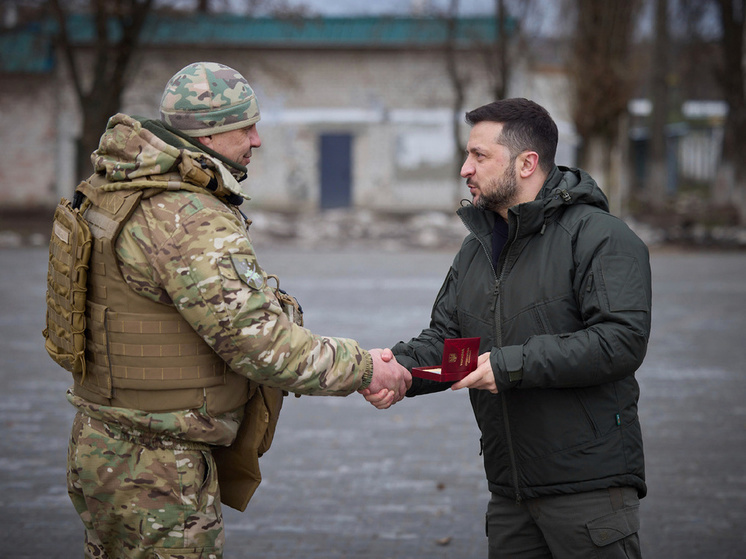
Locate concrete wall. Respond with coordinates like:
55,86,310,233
0,74,60,207
0,45,573,213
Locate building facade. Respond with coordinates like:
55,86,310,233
0,14,576,213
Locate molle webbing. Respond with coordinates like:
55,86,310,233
83,305,227,392
73,181,248,414
43,198,93,376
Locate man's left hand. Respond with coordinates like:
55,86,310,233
451,352,498,393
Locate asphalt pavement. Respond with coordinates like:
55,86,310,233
1,242,745,558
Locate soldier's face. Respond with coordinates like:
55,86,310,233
200,124,262,167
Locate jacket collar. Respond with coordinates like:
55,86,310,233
457,165,607,240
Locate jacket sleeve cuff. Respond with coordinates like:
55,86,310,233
358,350,374,390
495,346,523,389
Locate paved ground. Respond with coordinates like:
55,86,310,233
1,241,745,558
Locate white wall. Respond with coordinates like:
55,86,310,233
0,45,566,213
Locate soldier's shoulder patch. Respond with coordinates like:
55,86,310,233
230,254,265,290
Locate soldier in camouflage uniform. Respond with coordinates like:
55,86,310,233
60,61,410,559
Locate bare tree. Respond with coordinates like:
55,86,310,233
713,0,746,223
50,0,153,176
565,0,642,216
489,0,510,100
444,0,469,204
50,0,155,179
646,0,671,210
442,0,530,204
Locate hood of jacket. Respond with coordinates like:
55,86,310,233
459,165,610,239
90,113,249,206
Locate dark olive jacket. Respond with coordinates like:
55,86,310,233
393,166,651,501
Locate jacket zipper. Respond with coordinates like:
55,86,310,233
461,210,523,503
491,278,521,503
498,214,522,503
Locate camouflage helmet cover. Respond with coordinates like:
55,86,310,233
159,62,260,137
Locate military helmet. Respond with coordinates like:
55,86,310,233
159,61,260,137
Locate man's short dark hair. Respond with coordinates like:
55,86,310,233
465,98,558,173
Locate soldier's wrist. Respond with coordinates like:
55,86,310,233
359,350,374,390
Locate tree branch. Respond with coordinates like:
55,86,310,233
50,0,85,101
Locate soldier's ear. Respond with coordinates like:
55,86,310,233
196,135,213,148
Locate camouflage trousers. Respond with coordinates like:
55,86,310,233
67,411,225,558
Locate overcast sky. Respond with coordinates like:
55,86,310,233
287,0,495,15
251,0,565,37
137,0,568,37
221,0,520,17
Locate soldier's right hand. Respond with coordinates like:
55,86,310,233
362,348,411,409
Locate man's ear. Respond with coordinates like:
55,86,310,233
195,135,212,148
518,151,540,178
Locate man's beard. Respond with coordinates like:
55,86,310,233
474,156,518,213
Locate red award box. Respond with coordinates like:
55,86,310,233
411,337,481,382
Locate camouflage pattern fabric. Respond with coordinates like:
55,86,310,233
65,113,373,554
93,114,183,182
159,62,260,137
67,411,224,559
73,112,372,443
92,114,372,406
116,187,370,399
67,390,243,448
93,114,250,201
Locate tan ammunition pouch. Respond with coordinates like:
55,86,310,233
213,276,303,511
212,382,285,511
44,198,93,377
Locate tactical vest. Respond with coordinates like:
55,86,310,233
71,178,249,415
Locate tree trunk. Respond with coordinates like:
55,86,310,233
445,0,467,206
647,0,670,209
77,100,117,178
51,0,153,181
584,135,615,214
715,0,746,223
493,0,508,100
566,0,642,218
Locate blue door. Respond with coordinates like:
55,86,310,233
320,133,352,209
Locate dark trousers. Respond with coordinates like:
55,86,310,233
486,487,642,559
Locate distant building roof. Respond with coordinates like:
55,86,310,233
1,14,510,74
143,15,504,48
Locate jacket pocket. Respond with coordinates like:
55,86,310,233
531,305,552,335
573,389,600,438
598,254,649,312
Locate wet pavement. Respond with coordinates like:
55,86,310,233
1,242,745,558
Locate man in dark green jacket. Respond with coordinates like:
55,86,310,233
366,98,651,558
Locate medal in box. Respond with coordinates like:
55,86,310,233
411,337,481,382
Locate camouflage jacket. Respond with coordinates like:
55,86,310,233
68,114,372,445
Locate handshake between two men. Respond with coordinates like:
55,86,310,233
360,348,411,410
360,348,500,410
